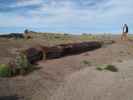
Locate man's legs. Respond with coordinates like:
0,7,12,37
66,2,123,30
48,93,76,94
121,33,124,40
121,33,128,41
124,33,128,40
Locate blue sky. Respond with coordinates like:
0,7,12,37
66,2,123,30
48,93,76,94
0,0,133,34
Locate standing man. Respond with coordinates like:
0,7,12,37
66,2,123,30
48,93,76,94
121,24,129,40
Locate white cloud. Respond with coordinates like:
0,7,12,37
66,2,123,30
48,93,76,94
0,0,133,33
10,0,43,7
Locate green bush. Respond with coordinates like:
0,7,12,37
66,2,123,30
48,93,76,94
104,65,118,72
96,66,103,71
0,64,11,77
96,64,106,71
96,64,118,72
15,53,32,75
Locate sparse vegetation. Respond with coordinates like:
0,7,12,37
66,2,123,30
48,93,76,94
82,60,91,66
96,66,104,71
0,64,11,77
104,64,118,72
80,34,96,41
14,53,32,75
96,64,107,71
96,64,118,72
1,30,133,100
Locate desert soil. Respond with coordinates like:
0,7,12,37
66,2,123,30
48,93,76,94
1,40,133,100
50,60,133,100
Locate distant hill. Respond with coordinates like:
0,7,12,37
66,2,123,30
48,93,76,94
0,33,24,38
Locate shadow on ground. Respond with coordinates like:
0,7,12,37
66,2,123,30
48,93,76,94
0,95,23,100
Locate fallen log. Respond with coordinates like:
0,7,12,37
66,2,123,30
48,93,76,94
61,41,102,55
23,41,102,64
23,46,44,64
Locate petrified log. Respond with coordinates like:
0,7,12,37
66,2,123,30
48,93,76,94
45,41,102,59
63,41,101,54
23,41,102,63
46,46,64,59
24,47,44,64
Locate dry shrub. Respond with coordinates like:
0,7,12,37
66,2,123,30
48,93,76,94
15,53,32,75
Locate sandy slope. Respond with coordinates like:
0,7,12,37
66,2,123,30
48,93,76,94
50,60,133,100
